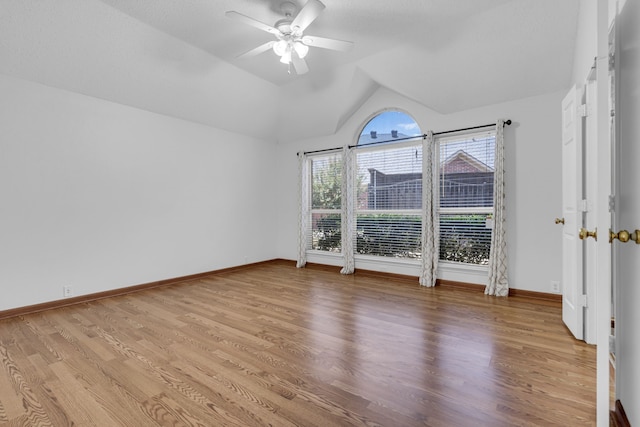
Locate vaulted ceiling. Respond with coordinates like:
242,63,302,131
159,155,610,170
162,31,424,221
0,0,580,143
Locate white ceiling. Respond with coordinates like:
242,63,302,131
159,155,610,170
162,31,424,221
0,0,580,142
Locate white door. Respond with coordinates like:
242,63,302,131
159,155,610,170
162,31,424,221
611,0,640,422
561,85,585,340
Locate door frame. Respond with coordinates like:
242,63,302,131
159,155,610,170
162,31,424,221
594,0,613,424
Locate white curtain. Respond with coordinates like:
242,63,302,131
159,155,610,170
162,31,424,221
296,152,309,268
419,132,439,287
486,120,509,296
340,146,355,274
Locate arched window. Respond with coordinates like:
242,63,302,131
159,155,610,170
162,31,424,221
358,111,422,145
354,111,424,259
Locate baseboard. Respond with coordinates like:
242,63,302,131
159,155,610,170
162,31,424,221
436,279,484,291
610,400,630,427
509,288,562,302
0,260,276,321
0,259,562,321
297,261,562,302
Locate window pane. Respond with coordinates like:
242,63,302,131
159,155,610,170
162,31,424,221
355,110,422,260
357,145,423,210
357,214,421,258
359,111,422,145
438,132,495,265
311,155,342,210
440,135,495,208
311,213,341,252
439,214,492,265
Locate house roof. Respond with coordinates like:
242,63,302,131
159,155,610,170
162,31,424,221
442,150,493,173
357,132,413,145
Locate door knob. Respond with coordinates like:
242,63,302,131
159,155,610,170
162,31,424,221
579,227,597,241
609,229,640,244
555,218,565,225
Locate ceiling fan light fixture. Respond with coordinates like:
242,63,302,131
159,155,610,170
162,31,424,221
273,39,288,57
280,46,292,64
293,41,309,59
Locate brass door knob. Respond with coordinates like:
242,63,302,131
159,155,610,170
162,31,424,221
609,229,640,244
555,218,565,225
579,227,598,241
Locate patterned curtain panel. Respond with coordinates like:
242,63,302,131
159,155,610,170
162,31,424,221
340,146,355,274
296,152,309,268
420,132,439,287
485,120,509,296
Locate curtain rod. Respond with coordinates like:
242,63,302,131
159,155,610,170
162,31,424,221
298,119,511,156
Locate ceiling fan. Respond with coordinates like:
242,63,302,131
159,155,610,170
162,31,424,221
225,0,353,75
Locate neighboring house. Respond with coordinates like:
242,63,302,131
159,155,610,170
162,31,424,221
366,150,494,210
440,150,494,208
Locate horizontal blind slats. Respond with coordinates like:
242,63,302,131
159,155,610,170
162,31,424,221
439,214,492,265
438,132,495,265
439,135,495,208
356,143,423,259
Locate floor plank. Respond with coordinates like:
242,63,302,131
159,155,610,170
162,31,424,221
0,262,596,426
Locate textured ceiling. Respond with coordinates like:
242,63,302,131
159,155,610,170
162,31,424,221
0,0,580,142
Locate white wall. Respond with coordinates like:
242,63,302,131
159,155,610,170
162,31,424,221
0,74,278,311
276,87,564,293
572,0,599,84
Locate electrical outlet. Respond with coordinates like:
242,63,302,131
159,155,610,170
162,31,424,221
550,281,561,294
63,285,73,297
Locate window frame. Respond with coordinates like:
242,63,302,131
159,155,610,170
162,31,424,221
303,113,497,281
435,129,496,267
307,152,343,255
354,136,424,262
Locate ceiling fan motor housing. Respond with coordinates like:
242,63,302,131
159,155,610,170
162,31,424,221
275,19,294,36
280,1,297,18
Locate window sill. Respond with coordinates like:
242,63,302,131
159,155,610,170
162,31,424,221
306,250,343,268
438,261,488,285
306,251,488,285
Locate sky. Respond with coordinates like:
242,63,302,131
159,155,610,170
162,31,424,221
360,111,422,137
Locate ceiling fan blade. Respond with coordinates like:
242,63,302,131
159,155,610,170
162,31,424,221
225,11,281,35
291,0,325,33
237,41,275,58
302,35,353,52
291,54,309,75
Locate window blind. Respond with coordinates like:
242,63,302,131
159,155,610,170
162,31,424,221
355,141,423,259
438,132,495,265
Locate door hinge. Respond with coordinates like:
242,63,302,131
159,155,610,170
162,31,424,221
579,199,589,212
609,335,616,354
581,294,588,308
609,195,616,212
609,53,615,71
578,103,588,117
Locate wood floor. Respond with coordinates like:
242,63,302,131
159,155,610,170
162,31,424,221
0,261,596,426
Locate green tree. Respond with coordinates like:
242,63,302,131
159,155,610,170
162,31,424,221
312,157,342,209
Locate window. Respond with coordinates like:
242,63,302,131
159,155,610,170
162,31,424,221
310,154,342,252
304,112,496,269
437,131,495,265
355,111,423,259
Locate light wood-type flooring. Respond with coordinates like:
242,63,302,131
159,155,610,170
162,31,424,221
0,261,596,426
